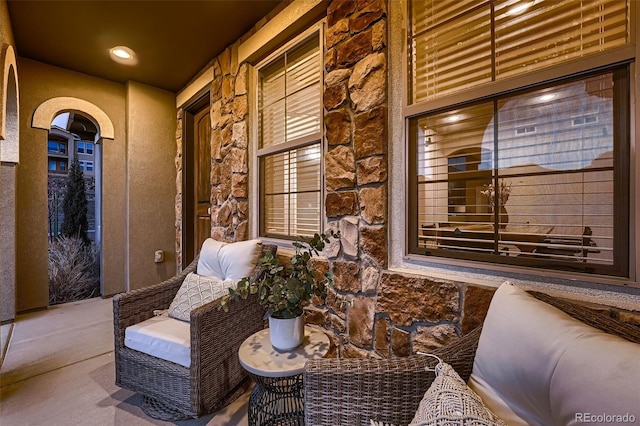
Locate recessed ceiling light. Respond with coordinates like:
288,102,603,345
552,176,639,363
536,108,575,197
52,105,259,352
539,94,556,102
109,46,137,65
447,115,462,122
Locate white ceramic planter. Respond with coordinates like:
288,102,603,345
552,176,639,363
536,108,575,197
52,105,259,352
268,315,305,351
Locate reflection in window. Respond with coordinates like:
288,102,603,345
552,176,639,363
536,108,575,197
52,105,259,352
411,69,628,277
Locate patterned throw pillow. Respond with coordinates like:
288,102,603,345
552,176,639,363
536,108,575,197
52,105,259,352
409,361,506,426
168,272,238,322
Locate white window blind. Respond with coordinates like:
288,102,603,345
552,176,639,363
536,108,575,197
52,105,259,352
258,32,322,239
410,0,629,104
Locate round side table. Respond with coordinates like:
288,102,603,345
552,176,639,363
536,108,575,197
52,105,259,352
238,325,330,426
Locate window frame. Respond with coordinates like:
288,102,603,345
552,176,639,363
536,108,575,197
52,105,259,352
403,0,636,282
253,22,325,242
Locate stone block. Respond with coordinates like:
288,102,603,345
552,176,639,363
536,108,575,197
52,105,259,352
348,295,376,347
357,156,387,185
325,48,337,73
360,225,387,267
228,147,248,173
326,18,350,49
237,201,248,220
332,260,360,293
378,273,459,326
374,316,389,356
350,2,385,34
359,186,386,224
324,220,341,258
222,76,235,104
361,257,380,293
326,191,359,217
328,0,357,27
354,106,386,159
326,289,348,320
326,145,356,191
342,343,371,359
235,63,248,96
391,327,410,357
330,313,346,334
324,83,349,111
232,95,248,122
462,285,496,334
235,221,248,241
210,130,222,161
339,216,359,258
337,30,373,69
231,121,247,149
372,19,386,51
349,52,386,113
325,69,353,87
413,324,459,354
325,108,352,147
231,173,247,198
304,306,330,327
210,76,222,102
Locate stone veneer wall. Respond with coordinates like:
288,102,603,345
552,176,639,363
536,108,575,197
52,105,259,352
175,0,640,357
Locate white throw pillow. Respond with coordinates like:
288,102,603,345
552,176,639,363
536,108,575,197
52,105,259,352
168,272,238,322
409,361,506,426
468,282,640,426
197,238,262,280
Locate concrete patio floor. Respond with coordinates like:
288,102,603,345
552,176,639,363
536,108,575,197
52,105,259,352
0,297,249,426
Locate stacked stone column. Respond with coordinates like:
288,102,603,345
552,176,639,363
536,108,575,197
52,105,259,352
316,0,390,357
209,49,250,243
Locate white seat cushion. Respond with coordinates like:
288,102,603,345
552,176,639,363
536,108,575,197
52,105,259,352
197,238,262,280
124,315,191,368
468,282,640,426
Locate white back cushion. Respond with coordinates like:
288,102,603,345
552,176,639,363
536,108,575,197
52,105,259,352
197,238,262,280
549,323,640,425
468,282,640,426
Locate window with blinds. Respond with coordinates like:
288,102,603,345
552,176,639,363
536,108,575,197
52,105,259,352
409,0,629,104
407,0,632,278
258,32,323,239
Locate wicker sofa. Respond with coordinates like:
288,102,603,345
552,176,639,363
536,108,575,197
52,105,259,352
113,243,276,419
304,283,640,426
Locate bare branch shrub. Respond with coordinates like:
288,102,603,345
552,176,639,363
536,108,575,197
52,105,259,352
48,236,100,305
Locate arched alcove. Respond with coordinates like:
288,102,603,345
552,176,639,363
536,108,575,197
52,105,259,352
0,46,20,323
32,98,114,302
32,97,114,141
1,44,19,161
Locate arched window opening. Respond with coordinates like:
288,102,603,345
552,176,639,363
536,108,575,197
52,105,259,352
47,111,102,305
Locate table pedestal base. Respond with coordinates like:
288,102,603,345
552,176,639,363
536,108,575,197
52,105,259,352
248,374,304,426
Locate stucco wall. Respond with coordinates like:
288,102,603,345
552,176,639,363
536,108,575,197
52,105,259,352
16,58,128,311
1,0,17,322
126,81,176,290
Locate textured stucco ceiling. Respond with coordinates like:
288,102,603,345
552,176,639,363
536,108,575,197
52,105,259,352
7,0,283,92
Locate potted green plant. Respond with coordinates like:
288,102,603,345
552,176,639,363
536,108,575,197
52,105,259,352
220,232,338,350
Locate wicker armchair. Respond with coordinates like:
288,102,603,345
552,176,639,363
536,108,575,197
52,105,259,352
304,291,640,426
113,244,276,420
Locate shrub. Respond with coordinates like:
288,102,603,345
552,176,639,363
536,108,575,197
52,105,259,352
48,235,100,305
61,158,90,245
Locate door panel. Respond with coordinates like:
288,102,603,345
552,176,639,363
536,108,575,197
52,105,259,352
194,107,211,256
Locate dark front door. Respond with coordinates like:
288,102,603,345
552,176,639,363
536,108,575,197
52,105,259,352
183,95,211,266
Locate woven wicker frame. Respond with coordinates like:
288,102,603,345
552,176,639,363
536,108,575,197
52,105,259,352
113,244,277,419
303,290,640,426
